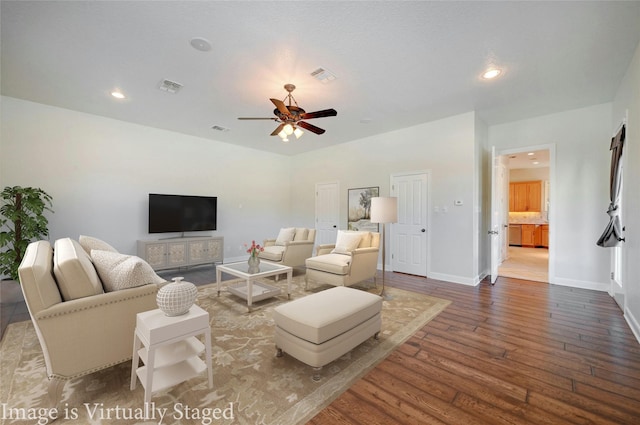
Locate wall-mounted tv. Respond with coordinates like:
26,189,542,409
148,194,217,233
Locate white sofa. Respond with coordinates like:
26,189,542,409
18,237,163,409
305,230,380,288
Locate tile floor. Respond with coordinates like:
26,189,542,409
498,246,549,282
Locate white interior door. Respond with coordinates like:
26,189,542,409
315,182,339,246
490,146,499,284
391,172,428,277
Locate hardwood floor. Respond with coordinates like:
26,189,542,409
309,272,640,425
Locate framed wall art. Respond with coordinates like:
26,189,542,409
347,186,379,231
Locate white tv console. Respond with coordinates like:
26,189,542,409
137,236,224,271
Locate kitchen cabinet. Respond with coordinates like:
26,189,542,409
521,224,536,246
541,224,549,248
509,181,542,212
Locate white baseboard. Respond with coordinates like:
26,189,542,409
428,271,479,286
624,306,640,345
551,277,608,292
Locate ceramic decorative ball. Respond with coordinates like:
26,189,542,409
156,277,198,316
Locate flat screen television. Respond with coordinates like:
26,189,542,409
148,194,217,233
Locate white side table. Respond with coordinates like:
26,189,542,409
130,305,213,403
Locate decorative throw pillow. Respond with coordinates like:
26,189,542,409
293,228,309,241
332,231,363,255
275,227,296,246
91,250,165,292
79,235,118,255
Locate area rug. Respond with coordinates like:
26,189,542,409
0,276,450,425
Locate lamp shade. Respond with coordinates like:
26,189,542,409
370,197,398,224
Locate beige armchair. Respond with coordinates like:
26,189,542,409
18,239,161,409
305,230,380,288
259,227,316,269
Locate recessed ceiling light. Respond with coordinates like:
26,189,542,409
533,161,540,165
111,91,125,99
190,37,212,52
527,152,535,156
481,68,502,79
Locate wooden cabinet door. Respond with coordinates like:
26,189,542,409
534,225,542,246
513,183,529,212
509,183,515,212
509,181,542,212
541,225,549,248
522,224,535,246
527,181,542,212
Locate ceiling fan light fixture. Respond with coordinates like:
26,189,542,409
283,124,294,135
294,127,304,139
278,129,288,139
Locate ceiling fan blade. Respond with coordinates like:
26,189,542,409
270,98,291,117
270,123,285,136
300,109,337,120
237,117,277,120
297,121,326,135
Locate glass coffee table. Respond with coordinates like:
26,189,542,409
216,261,292,312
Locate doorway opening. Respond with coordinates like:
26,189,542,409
497,148,551,283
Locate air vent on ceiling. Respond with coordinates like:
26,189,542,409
158,79,183,94
211,125,230,132
310,67,336,83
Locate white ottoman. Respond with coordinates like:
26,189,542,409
274,286,382,376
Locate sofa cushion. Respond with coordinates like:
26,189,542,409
305,253,352,275
18,240,62,311
53,238,105,301
357,232,373,248
331,230,362,254
274,286,382,345
275,227,296,246
293,228,309,241
91,250,165,292
260,245,285,261
78,235,118,255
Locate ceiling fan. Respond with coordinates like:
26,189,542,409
238,84,337,141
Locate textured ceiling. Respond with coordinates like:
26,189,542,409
2,1,640,156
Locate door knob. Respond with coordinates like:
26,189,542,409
421,229,426,232
333,225,337,228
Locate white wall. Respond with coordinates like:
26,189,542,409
0,97,294,262
509,167,549,182
613,40,640,340
489,103,612,291
290,112,479,284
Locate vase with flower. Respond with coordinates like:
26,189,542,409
245,240,264,273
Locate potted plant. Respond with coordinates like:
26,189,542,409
0,186,53,281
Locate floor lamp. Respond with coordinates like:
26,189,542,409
370,197,398,297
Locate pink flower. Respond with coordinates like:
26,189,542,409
245,240,264,257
